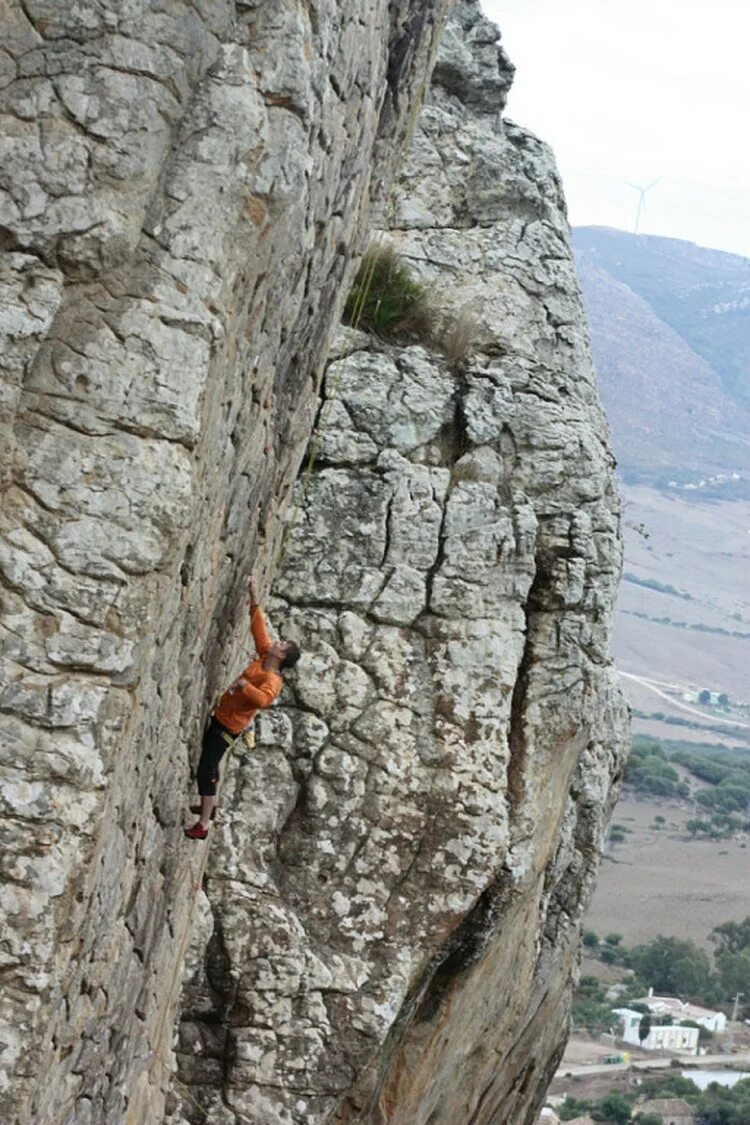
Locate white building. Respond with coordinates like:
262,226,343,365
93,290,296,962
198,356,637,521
634,990,727,1034
614,1008,699,1054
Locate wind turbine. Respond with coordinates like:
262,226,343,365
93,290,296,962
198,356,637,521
627,179,660,234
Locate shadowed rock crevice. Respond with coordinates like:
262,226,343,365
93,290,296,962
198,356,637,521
506,561,540,832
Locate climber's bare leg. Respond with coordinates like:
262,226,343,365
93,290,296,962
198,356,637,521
198,795,216,829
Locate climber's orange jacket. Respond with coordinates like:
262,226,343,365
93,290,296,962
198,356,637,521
213,606,283,734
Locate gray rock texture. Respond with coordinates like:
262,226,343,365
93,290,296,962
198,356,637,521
0,2,449,1121
175,4,629,1124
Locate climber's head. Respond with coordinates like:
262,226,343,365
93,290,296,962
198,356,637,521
272,639,301,672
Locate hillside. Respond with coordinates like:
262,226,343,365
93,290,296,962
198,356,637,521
571,228,750,746
574,227,750,492
616,484,750,736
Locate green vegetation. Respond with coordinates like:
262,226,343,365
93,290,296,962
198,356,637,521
637,1011,651,1043
571,973,617,1031
678,1017,713,1044
582,915,750,1014
693,1079,750,1125
557,1074,750,1123
623,608,750,640
599,1093,633,1124
623,737,750,831
344,242,478,364
344,243,434,342
686,813,745,840
625,741,690,799
571,993,618,1032
622,573,692,599
631,713,750,745
559,1095,594,1120
559,1091,633,1123
710,917,750,1010
627,935,713,998
643,1075,750,1125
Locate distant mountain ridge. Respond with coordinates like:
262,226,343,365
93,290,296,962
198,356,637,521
573,227,750,493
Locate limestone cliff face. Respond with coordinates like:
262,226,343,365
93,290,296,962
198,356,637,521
0,3,448,1122
176,4,630,1124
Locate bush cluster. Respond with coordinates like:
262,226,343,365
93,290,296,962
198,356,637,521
625,742,690,799
343,242,479,365
558,1075,750,1124
581,916,750,1014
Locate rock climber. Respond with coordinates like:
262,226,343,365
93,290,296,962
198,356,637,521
184,575,301,839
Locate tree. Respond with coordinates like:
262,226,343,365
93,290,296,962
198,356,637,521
680,1018,713,1044
579,975,603,996
627,935,712,997
715,949,750,1001
583,929,600,948
597,1091,633,1124
698,689,711,704
710,916,750,955
572,997,617,1033
560,1096,594,1120
633,1114,662,1125
638,1011,652,1044
606,933,624,946
718,692,730,706
693,1077,750,1124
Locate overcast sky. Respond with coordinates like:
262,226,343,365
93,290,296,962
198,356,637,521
482,0,750,258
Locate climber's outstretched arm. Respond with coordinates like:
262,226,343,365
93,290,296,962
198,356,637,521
248,575,273,656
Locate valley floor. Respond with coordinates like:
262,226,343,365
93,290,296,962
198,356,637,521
585,793,750,948
615,485,750,746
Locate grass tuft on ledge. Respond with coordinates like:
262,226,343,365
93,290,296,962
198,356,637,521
344,242,479,367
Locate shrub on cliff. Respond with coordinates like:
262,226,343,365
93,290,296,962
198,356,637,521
344,242,479,364
344,243,433,342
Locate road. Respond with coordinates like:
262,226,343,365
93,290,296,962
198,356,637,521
618,670,750,729
558,1049,750,1078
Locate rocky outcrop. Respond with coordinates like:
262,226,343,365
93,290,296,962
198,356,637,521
0,3,449,1122
176,4,629,1123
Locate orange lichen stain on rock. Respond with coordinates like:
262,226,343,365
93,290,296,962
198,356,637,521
244,195,267,227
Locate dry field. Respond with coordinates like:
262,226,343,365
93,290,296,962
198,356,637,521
585,793,750,950
615,485,750,745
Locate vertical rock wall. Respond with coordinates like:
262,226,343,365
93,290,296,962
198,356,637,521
0,3,449,1121
177,4,630,1124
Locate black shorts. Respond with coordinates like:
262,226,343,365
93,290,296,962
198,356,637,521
196,717,235,796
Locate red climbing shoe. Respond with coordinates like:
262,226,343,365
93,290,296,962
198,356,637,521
190,805,217,820
184,821,208,840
